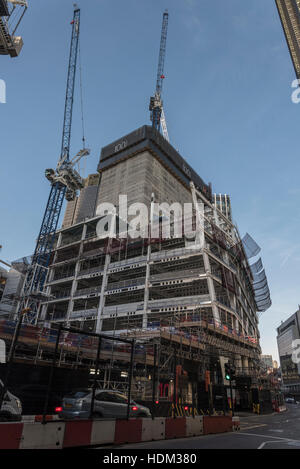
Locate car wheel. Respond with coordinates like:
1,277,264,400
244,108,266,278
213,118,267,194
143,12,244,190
92,412,103,419
137,413,148,418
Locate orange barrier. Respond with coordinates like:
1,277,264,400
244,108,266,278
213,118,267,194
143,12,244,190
203,415,232,435
0,422,23,449
232,416,240,431
165,417,186,439
114,419,143,445
63,420,93,448
0,415,235,449
276,405,287,413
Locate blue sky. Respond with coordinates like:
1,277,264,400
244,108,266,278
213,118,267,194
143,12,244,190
1,0,299,361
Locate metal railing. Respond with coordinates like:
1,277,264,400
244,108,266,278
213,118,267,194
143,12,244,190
74,286,102,297
150,267,206,283
106,277,145,291
77,265,104,277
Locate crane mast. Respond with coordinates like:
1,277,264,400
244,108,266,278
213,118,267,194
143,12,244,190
149,9,169,141
18,7,87,324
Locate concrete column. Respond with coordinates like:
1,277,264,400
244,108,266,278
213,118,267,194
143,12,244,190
95,252,110,333
40,303,48,321
235,355,243,374
66,238,82,323
56,232,63,249
48,267,55,283
81,223,87,241
95,216,116,333
190,182,220,324
242,357,249,374
203,251,220,323
143,194,154,328
66,279,78,323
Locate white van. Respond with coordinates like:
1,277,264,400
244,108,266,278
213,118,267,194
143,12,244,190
0,339,22,421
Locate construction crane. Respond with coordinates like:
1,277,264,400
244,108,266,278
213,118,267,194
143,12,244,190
0,246,11,268
17,6,89,324
0,0,27,57
149,9,170,142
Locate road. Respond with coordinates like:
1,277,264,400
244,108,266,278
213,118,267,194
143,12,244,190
96,404,300,450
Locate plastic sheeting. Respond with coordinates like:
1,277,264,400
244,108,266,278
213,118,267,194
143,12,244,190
252,268,267,284
253,278,268,291
250,257,263,275
240,234,271,312
242,233,261,259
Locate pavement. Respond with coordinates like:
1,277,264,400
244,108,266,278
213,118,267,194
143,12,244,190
94,404,300,450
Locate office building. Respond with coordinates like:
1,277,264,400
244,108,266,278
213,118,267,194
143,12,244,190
277,306,300,396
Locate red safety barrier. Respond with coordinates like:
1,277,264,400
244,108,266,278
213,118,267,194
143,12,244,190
232,416,240,431
203,416,232,435
0,423,23,449
63,420,93,448
276,405,287,413
0,416,237,449
165,417,186,439
114,419,143,445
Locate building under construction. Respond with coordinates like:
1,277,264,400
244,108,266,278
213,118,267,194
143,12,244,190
2,125,269,411
0,6,274,412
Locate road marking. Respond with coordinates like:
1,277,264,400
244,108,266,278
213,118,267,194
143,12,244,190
268,429,283,433
240,432,300,443
288,441,300,447
258,439,300,449
240,424,267,430
258,441,283,450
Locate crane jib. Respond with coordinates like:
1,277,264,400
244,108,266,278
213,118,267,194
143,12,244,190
151,10,169,142
156,10,168,96
60,9,80,162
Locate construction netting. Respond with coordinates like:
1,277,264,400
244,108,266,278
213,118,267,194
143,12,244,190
241,233,261,259
242,234,272,313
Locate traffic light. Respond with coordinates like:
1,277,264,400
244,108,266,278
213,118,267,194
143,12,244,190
231,365,236,379
225,363,231,381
